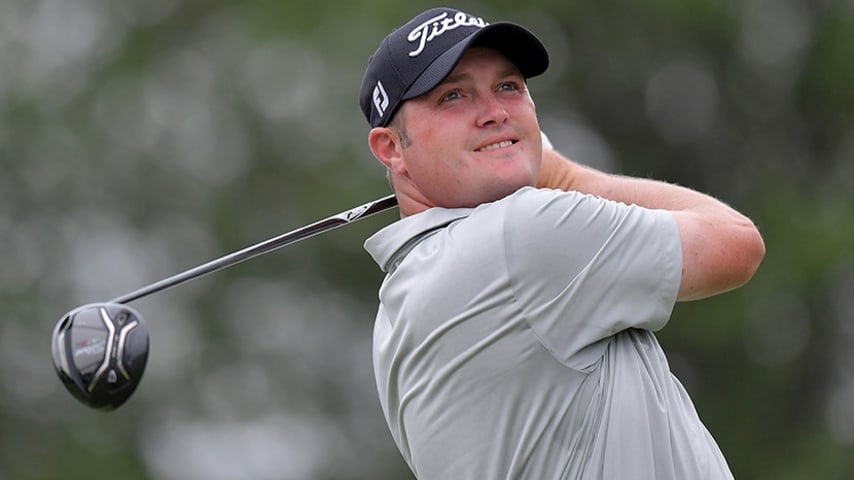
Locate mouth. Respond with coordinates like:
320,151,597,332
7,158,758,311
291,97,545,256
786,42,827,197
475,140,517,152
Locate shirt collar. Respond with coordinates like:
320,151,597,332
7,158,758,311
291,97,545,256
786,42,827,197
364,207,471,272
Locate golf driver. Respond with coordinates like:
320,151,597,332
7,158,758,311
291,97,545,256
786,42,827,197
51,194,398,411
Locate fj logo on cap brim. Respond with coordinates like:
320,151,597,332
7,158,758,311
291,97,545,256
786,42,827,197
373,81,389,118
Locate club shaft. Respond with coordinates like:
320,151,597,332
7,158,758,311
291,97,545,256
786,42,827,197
110,194,398,305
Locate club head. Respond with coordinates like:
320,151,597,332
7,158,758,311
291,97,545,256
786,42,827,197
51,302,149,411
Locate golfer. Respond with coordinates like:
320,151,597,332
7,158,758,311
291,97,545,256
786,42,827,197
359,7,765,479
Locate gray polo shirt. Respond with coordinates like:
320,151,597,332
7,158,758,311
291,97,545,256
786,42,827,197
365,187,733,479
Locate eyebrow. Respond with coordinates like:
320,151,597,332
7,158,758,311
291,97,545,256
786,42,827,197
438,67,522,87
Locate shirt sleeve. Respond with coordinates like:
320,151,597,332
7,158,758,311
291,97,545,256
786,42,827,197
503,187,682,371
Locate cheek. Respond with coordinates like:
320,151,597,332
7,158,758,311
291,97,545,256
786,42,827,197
401,143,442,184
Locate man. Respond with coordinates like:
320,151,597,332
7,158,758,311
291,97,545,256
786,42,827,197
358,7,765,479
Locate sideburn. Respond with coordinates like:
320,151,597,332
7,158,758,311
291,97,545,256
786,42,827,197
391,116,411,149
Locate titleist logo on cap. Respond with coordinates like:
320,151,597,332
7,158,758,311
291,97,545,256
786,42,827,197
407,11,488,57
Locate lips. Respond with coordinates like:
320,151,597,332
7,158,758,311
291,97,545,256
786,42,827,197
475,139,517,152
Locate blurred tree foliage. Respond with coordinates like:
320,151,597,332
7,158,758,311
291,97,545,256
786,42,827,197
0,0,851,478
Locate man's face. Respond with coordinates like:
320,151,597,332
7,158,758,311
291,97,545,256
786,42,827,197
394,47,542,208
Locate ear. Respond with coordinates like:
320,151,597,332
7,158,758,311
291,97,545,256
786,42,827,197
368,127,407,175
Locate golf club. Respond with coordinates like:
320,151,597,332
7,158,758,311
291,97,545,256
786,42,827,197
51,194,398,411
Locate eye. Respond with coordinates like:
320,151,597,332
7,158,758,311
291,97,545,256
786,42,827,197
440,89,462,103
498,81,521,92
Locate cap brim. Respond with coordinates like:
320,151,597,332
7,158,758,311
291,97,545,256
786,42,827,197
404,22,549,101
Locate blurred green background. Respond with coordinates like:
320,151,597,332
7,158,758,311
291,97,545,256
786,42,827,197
1,0,852,478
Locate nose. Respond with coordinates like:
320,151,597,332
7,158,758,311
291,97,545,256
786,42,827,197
476,93,509,127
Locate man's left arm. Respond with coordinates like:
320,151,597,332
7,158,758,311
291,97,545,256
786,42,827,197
536,142,765,302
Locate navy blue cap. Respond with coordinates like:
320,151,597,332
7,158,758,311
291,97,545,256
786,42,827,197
359,7,549,128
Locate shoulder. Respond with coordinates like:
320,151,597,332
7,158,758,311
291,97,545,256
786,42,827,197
499,186,679,232
496,186,681,284
493,186,627,235
490,186,588,220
